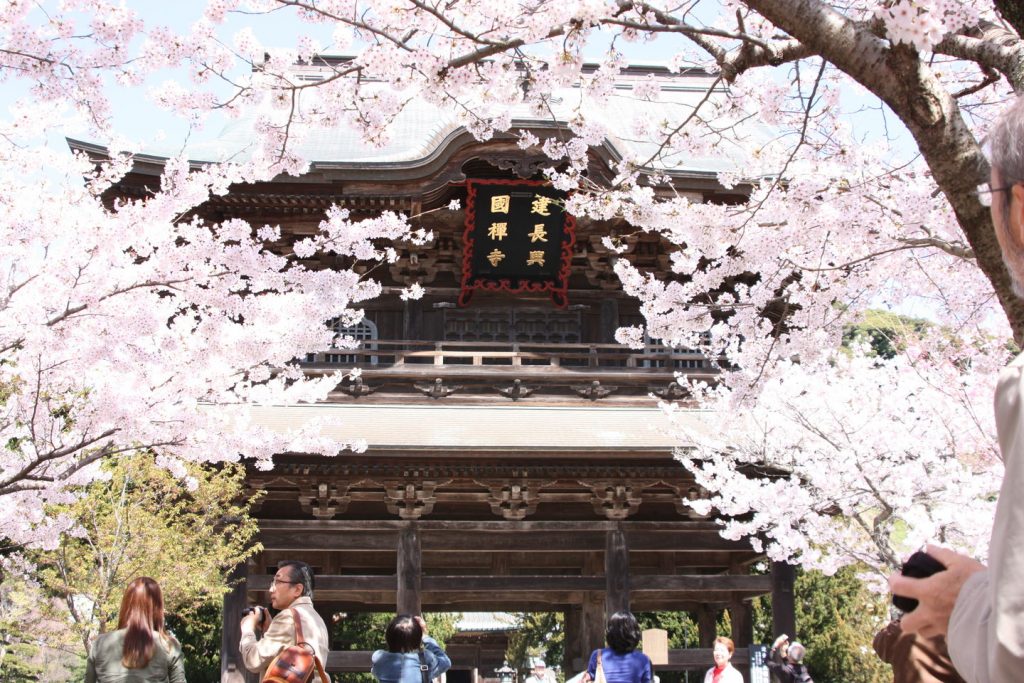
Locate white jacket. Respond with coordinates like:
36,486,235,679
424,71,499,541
948,352,1024,682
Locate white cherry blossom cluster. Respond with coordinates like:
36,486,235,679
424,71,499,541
875,0,982,52
675,344,1002,578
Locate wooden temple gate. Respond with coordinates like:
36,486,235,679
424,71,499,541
73,59,800,683
219,454,796,682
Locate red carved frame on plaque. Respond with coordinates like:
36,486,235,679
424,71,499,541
458,179,577,308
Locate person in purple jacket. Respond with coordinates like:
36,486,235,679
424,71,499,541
583,612,653,683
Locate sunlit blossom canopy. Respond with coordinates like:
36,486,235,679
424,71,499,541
145,60,770,177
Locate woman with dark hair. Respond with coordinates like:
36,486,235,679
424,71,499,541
85,577,185,683
584,612,653,683
371,614,451,683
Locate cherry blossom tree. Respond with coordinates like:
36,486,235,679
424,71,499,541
673,336,1004,579
1,0,1019,571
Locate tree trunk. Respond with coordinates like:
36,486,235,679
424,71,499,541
997,0,1024,39
745,0,1024,343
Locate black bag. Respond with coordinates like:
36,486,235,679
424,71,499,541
418,650,430,683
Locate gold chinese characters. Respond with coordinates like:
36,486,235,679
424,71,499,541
491,195,511,214
531,196,554,216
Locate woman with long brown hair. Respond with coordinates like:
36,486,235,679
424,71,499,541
85,577,186,682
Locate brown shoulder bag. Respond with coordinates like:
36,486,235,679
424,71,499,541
262,607,330,683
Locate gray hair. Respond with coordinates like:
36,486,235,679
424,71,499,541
988,97,1024,185
278,560,315,600
788,642,806,663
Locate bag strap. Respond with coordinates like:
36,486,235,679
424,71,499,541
418,650,430,683
289,607,306,644
290,607,331,683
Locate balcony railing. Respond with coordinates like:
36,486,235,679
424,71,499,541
303,340,717,374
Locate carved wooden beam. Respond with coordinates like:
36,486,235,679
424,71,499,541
581,480,656,520
374,478,453,519
297,481,354,520
475,478,553,520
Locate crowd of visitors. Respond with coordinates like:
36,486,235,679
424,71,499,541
87,565,973,683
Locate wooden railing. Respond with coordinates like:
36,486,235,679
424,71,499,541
302,340,716,372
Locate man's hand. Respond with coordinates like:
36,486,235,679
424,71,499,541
888,544,986,638
772,634,788,649
240,606,270,634
241,612,259,634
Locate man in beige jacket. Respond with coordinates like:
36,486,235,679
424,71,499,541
240,559,331,680
888,97,1024,682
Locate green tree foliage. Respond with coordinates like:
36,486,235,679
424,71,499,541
29,453,260,659
0,638,44,681
0,565,81,681
794,568,891,683
507,612,563,673
633,612,704,683
635,612,700,650
0,576,44,681
165,601,223,683
842,309,931,359
752,566,892,683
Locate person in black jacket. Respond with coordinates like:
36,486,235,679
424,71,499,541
767,634,813,683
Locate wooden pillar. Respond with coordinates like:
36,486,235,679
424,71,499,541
564,606,584,675
697,605,717,648
221,563,256,683
599,298,618,343
771,561,797,640
581,592,606,669
573,552,605,672
605,527,630,616
397,523,422,615
729,599,753,648
403,299,422,340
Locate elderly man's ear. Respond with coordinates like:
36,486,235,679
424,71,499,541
1011,184,1024,242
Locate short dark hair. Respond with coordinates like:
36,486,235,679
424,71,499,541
605,611,641,654
278,560,314,599
385,614,422,653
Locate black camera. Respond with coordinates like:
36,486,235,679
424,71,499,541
241,605,265,619
892,551,946,612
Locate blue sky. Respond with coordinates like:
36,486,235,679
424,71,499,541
4,2,915,165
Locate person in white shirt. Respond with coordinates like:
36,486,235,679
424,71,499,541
525,660,555,683
703,636,743,683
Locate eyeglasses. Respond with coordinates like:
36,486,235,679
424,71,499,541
976,183,1017,208
272,577,299,586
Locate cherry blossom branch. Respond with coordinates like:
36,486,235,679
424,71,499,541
934,22,1024,93
953,66,1002,99
633,75,724,173
613,0,816,81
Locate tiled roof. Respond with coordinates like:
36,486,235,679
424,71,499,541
238,403,706,451
160,62,768,175
456,612,519,632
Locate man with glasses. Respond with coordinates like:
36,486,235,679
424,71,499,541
240,560,331,680
889,98,1024,682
